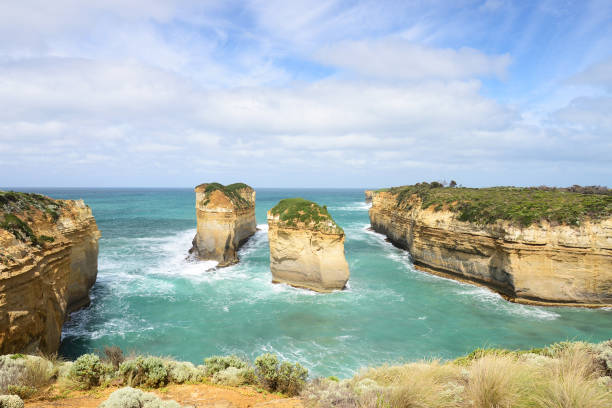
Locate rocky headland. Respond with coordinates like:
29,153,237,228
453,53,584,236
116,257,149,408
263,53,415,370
190,183,256,267
267,198,349,292
0,191,100,354
368,183,612,307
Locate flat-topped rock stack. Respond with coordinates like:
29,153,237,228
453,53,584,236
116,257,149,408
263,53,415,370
267,198,349,292
191,183,256,267
0,191,100,354
365,190,374,203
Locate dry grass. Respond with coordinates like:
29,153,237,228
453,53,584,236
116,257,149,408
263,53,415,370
533,348,611,408
303,342,612,408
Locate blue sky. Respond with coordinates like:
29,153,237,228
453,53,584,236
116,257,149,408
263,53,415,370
0,0,610,188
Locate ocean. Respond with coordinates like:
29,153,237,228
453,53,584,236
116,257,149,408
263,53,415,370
12,188,612,378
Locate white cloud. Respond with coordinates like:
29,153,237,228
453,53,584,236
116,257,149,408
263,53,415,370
316,39,511,80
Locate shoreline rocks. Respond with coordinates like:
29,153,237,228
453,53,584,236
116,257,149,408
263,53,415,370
0,191,100,354
368,188,612,307
190,183,256,267
267,198,349,292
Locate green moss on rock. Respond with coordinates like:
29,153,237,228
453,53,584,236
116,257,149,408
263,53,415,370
379,182,612,227
270,198,343,233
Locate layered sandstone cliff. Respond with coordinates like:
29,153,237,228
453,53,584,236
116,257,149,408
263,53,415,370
267,198,349,292
191,183,256,267
0,191,100,354
369,187,612,307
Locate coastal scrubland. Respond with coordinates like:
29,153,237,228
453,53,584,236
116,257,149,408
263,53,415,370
1,341,610,407
270,198,343,233
196,183,253,209
378,182,612,227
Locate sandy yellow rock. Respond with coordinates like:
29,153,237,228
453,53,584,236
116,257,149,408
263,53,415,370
0,195,100,354
369,190,612,307
191,183,256,267
267,199,349,292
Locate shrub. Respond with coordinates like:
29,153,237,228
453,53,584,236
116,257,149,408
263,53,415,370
203,355,248,377
119,357,168,388
301,378,360,408
277,361,308,396
0,395,24,408
69,353,107,389
103,346,125,370
254,353,279,390
6,384,36,399
254,354,308,395
0,356,27,394
166,361,204,384
211,367,256,387
99,387,184,408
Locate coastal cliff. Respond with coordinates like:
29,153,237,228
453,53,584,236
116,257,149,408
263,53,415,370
369,184,612,307
267,198,349,292
365,190,374,203
0,191,100,354
191,183,256,267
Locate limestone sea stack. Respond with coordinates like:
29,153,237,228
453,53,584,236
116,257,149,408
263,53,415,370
267,198,349,292
369,183,612,307
0,191,100,354
365,190,374,203
191,183,256,267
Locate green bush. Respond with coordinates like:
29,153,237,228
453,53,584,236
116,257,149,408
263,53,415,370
118,357,168,388
166,361,204,384
277,361,308,396
254,353,279,390
0,394,24,408
203,355,248,377
69,353,107,389
254,354,308,396
211,367,256,387
6,385,36,400
99,387,184,408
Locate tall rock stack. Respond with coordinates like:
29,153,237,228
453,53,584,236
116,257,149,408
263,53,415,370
267,198,349,292
0,191,100,354
191,183,256,267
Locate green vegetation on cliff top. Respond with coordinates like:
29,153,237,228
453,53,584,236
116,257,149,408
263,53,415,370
270,198,343,233
377,182,612,227
197,182,253,209
0,191,63,250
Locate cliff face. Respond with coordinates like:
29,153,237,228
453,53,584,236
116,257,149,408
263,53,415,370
369,190,612,307
191,183,256,267
267,199,349,292
0,193,100,354
365,190,374,203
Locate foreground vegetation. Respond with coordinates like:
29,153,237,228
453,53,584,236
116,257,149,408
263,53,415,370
378,182,612,227
0,341,610,407
270,198,343,233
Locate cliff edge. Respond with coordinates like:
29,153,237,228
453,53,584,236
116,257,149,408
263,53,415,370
191,183,256,267
0,191,100,354
267,198,349,292
368,183,612,307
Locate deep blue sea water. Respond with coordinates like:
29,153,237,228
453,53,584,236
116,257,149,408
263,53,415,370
8,188,612,377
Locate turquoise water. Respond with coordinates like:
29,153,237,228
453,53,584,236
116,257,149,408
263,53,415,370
13,188,612,377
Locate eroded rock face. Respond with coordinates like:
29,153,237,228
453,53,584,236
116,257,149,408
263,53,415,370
0,192,100,354
365,190,374,203
369,190,612,307
267,199,349,292
191,183,256,267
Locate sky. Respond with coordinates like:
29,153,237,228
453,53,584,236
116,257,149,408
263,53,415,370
0,0,611,188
